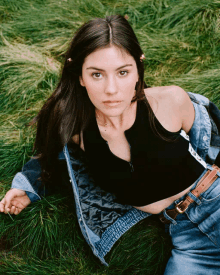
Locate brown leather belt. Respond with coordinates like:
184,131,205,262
159,164,220,224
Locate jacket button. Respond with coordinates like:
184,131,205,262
69,179,72,182
203,136,208,141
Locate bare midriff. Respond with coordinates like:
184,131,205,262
133,182,196,214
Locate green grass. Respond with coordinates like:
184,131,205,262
0,0,220,273
0,196,171,274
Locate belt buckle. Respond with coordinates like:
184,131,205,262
175,200,188,214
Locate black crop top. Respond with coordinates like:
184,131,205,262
83,99,206,207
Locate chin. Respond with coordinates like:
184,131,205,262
96,101,132,116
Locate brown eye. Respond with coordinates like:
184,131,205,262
119,71,128,76
92,72,102,78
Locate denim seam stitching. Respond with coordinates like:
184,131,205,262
63,145,107,265
185,211,219,247
163,210,177,225
200,193,220,202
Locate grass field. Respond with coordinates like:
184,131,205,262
0,0,220,274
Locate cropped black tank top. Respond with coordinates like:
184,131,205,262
83,99,206,207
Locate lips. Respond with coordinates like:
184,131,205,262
103,101,121,103
103,101,121,107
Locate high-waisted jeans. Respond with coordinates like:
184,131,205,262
160,164,220,275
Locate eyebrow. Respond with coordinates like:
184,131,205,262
86,64,133,71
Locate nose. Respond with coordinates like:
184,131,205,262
104,75,117,95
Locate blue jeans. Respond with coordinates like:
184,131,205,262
160,165,220,275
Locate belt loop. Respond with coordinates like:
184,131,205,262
206,163,213,171
163,210,177,225
159,164,220,225
209,164,220,177
187,191,201,205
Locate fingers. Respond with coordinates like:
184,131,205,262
1,198,28,215
4,189,25,211
11,197,31,209
7,195,31,215
4,193,14,213
0,189,31,215
14,207,21,215
10,205,16,215
6,205,22,215
0,197,11,214
0,198,6,212
10,200,26,209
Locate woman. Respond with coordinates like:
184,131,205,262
1,14,220,274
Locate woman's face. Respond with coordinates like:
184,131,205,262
79,45,139,117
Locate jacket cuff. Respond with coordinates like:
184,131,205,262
25,191,40,203
11,172,41,203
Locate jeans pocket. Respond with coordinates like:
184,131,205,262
200,176,220,202
195,194,220,248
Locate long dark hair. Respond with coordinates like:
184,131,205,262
31,14,159,187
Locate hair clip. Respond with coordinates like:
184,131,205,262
140,54,145,62
67,57,72,62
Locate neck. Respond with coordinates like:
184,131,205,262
95,101,137,131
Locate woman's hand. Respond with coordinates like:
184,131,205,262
0,189,31,215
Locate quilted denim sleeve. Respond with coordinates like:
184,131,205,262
11,158,44,203
187,91,220,164
207,101,220,165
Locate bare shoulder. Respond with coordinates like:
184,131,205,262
144,85,195,133
144,85,188,106
72,133,85,151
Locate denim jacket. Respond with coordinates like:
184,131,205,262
11,92,220,266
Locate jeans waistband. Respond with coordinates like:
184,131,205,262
159,164,220,225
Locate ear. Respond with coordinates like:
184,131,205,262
79,76,85,87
